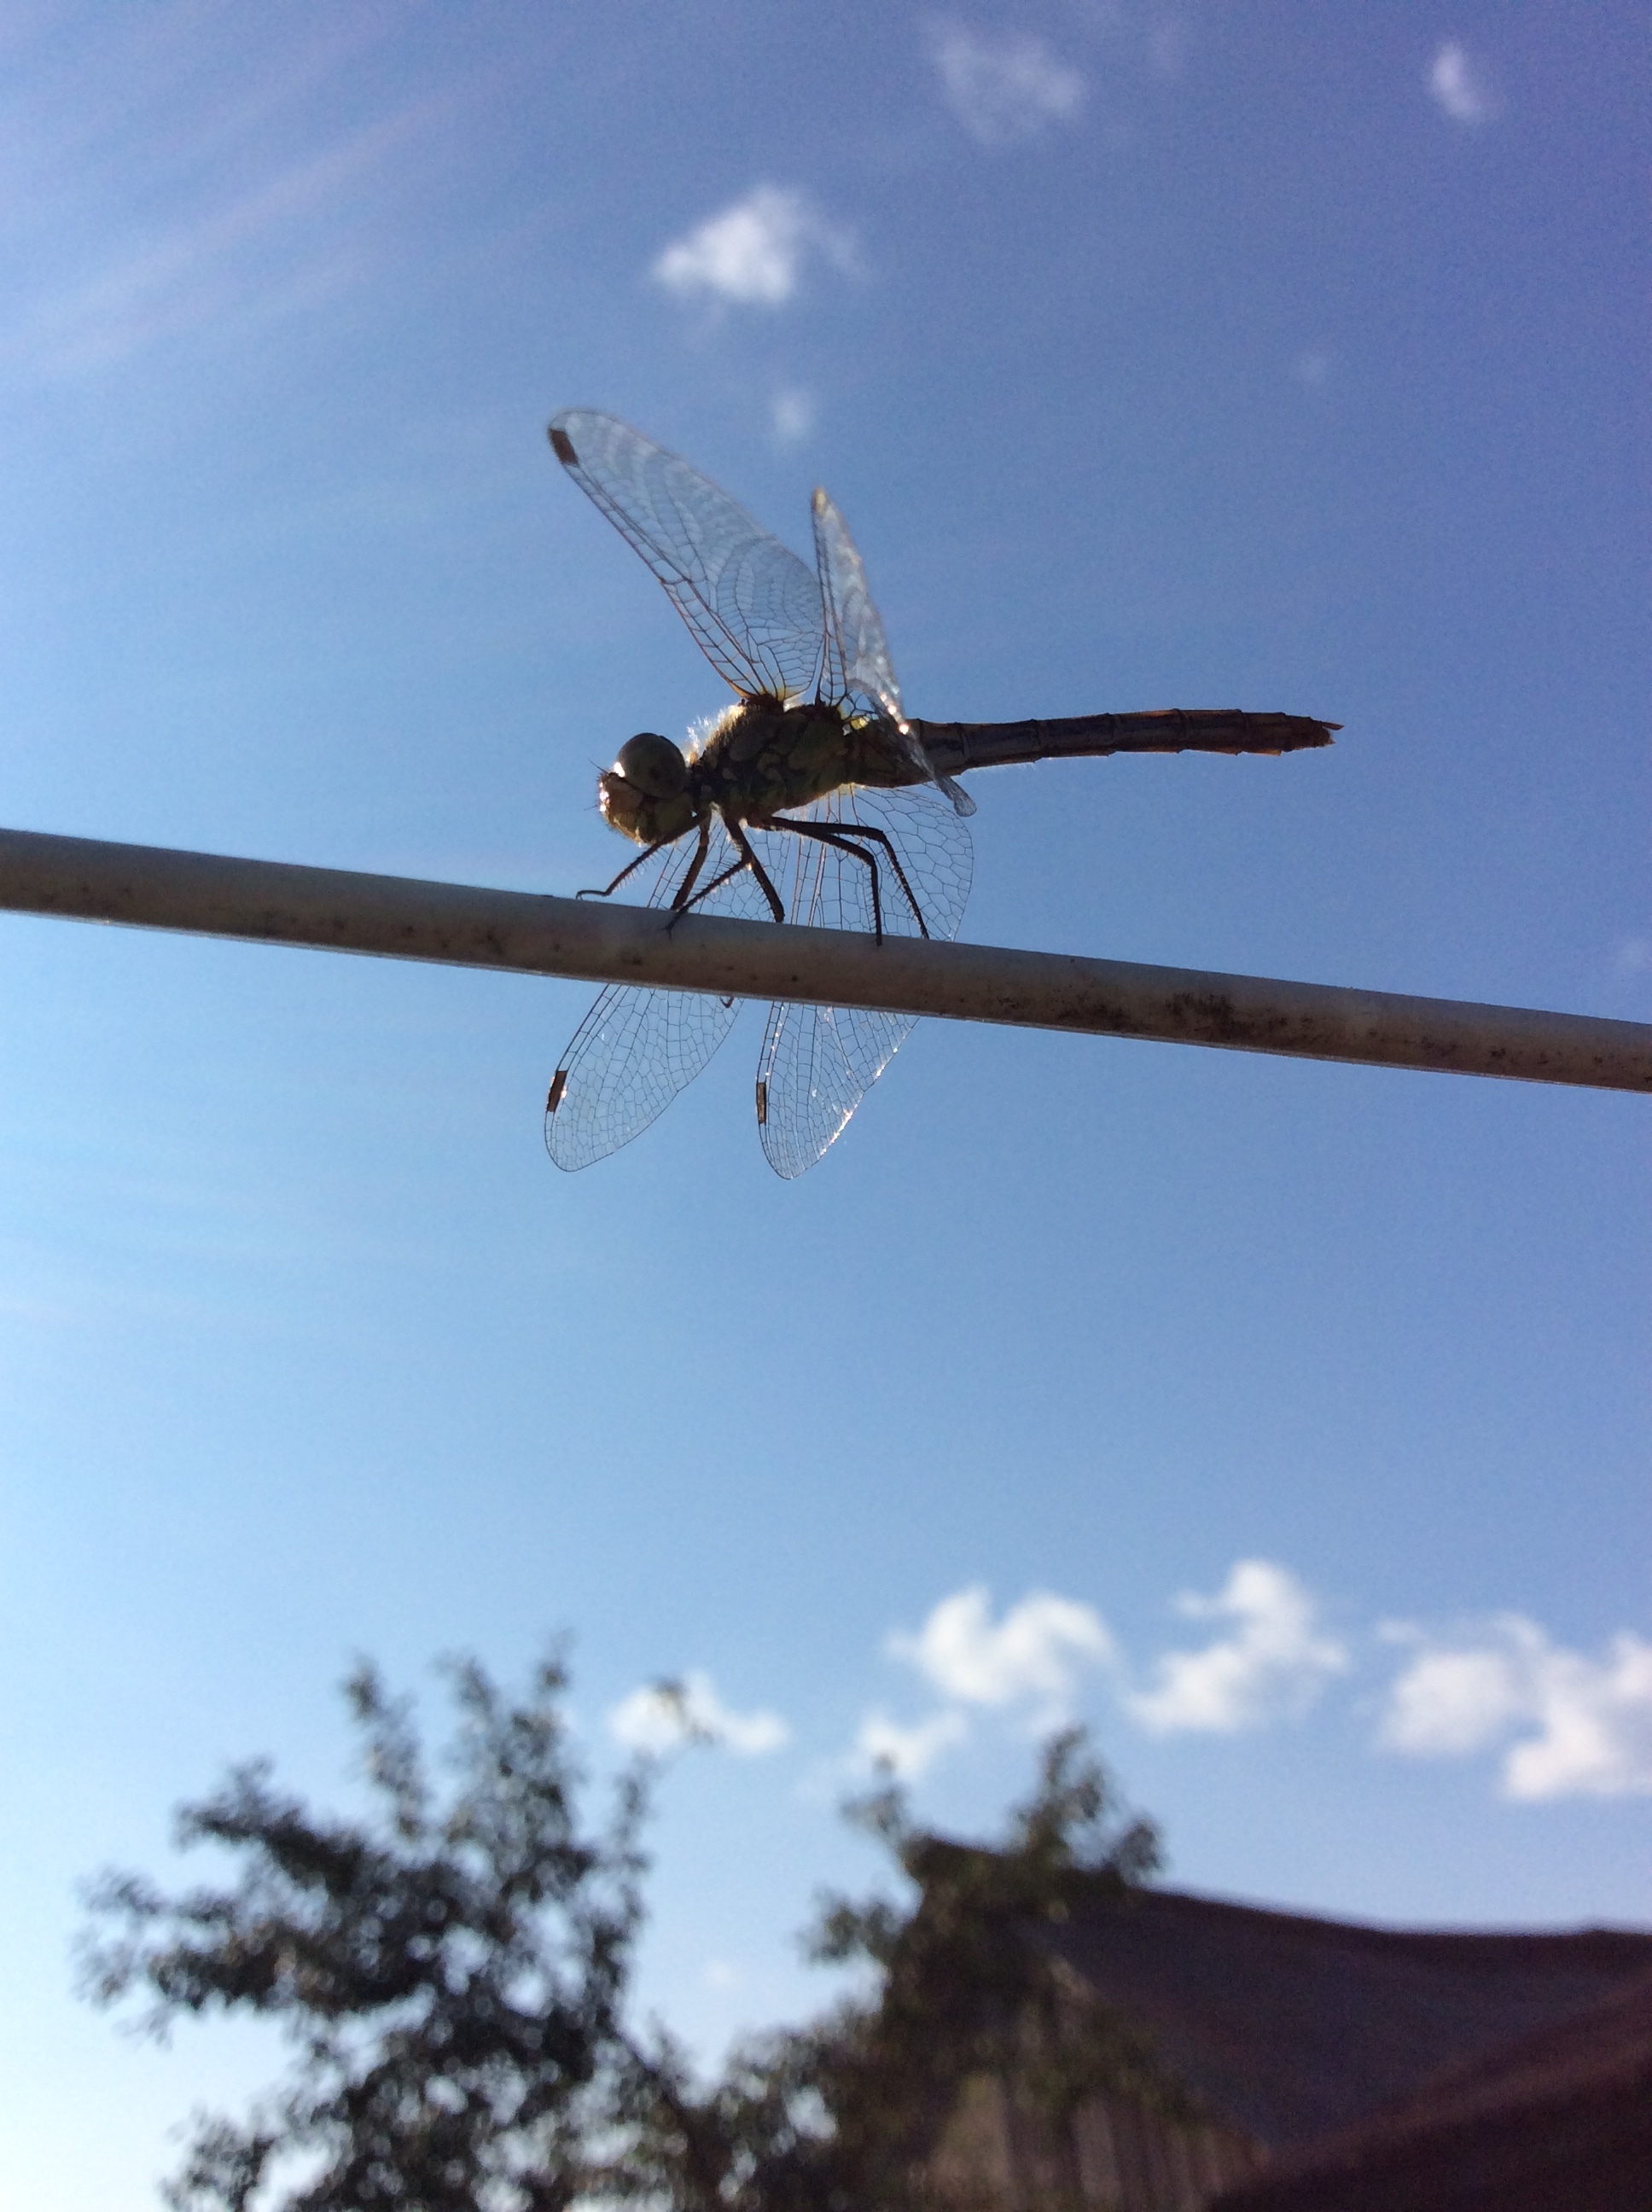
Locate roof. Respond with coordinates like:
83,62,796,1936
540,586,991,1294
1045,1884,1652,2150
1206,1965,1652,2212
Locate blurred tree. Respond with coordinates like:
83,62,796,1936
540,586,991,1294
605,1726,1177,2212
79,1650,650,2212
83,1658,1170,2212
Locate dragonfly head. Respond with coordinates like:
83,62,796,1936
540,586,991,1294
614,731,688,797
599,731,696,845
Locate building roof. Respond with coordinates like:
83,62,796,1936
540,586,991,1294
1046,1885,1652,2151
1206,1965,1652,2212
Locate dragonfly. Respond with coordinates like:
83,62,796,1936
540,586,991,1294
543,410,1338,1179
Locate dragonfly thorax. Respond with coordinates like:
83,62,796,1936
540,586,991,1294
697,697,859,818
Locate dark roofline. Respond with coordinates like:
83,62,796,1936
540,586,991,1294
1128,1883,1652,1964
1046,1882,1652,2149
1207,1968,1652,2212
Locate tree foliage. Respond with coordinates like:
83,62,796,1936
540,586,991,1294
80,1651,649,2211
84,1656,1173,2212
609,1727,1175,2212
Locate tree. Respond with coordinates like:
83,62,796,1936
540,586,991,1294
84,1656,1174,2212
606,1727,1179,2212
79,1650,650,2211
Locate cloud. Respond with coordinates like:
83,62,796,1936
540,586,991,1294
0,102,433,380
652,186,856,308
1378,1617,1652,1801
858,1565,1650,1804
888,1586,1116,1713
607,1670,789,1757
771,387,816,443
855,1707,972,1779
1126,1560,1349,1734
864,1586,1112,1779
1614,937,1652,977
1428,41,1499,126
929,23,1085,147
875,1567,1340,1770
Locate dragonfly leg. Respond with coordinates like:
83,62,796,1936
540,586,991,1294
777,817,933,941
678,855,750,913
666,815,764,936
578,837,672,901
774,818,887,942
830,821,931,939
723,816,787,923
663,813,714,924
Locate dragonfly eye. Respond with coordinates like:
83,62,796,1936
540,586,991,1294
613,731,688,800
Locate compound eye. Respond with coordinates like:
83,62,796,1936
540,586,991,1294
613,731,688,800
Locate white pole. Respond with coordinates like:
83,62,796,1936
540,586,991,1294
2,827,1648,1094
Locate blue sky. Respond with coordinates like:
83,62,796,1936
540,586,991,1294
1,4,1647,2203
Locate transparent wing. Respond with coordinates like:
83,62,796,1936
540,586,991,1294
747,783,974,1177
544,822,772,1171
811,488,904,722
811,489,976,819
550,410,826,705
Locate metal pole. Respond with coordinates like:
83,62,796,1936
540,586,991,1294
2,826,1648,1095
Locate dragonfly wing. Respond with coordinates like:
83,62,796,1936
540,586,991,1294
756,998,914,1179
550,410,826,704
744,782,974,1176
544,821,772,1171
547,981,740,1170
811,488,976,818
811,486,903,722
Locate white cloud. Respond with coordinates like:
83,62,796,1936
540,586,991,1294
1380,1637,1527,1755
929,23,1085,147
859,1565,1651,1806
1428,40,1499,126
1294,349,1332,388
1378,1617,1652,1801
1614,937,1652,977
1126,1560,1349,1735
855,1706,970,1778
607,1670,789,1757
888,1586,1116,1713
652,186,856,308
771,387,816,443
860,1586,1111,1782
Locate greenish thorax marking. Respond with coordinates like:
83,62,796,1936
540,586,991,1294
701,700,857,817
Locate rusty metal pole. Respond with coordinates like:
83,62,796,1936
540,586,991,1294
2,827,1649,1094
